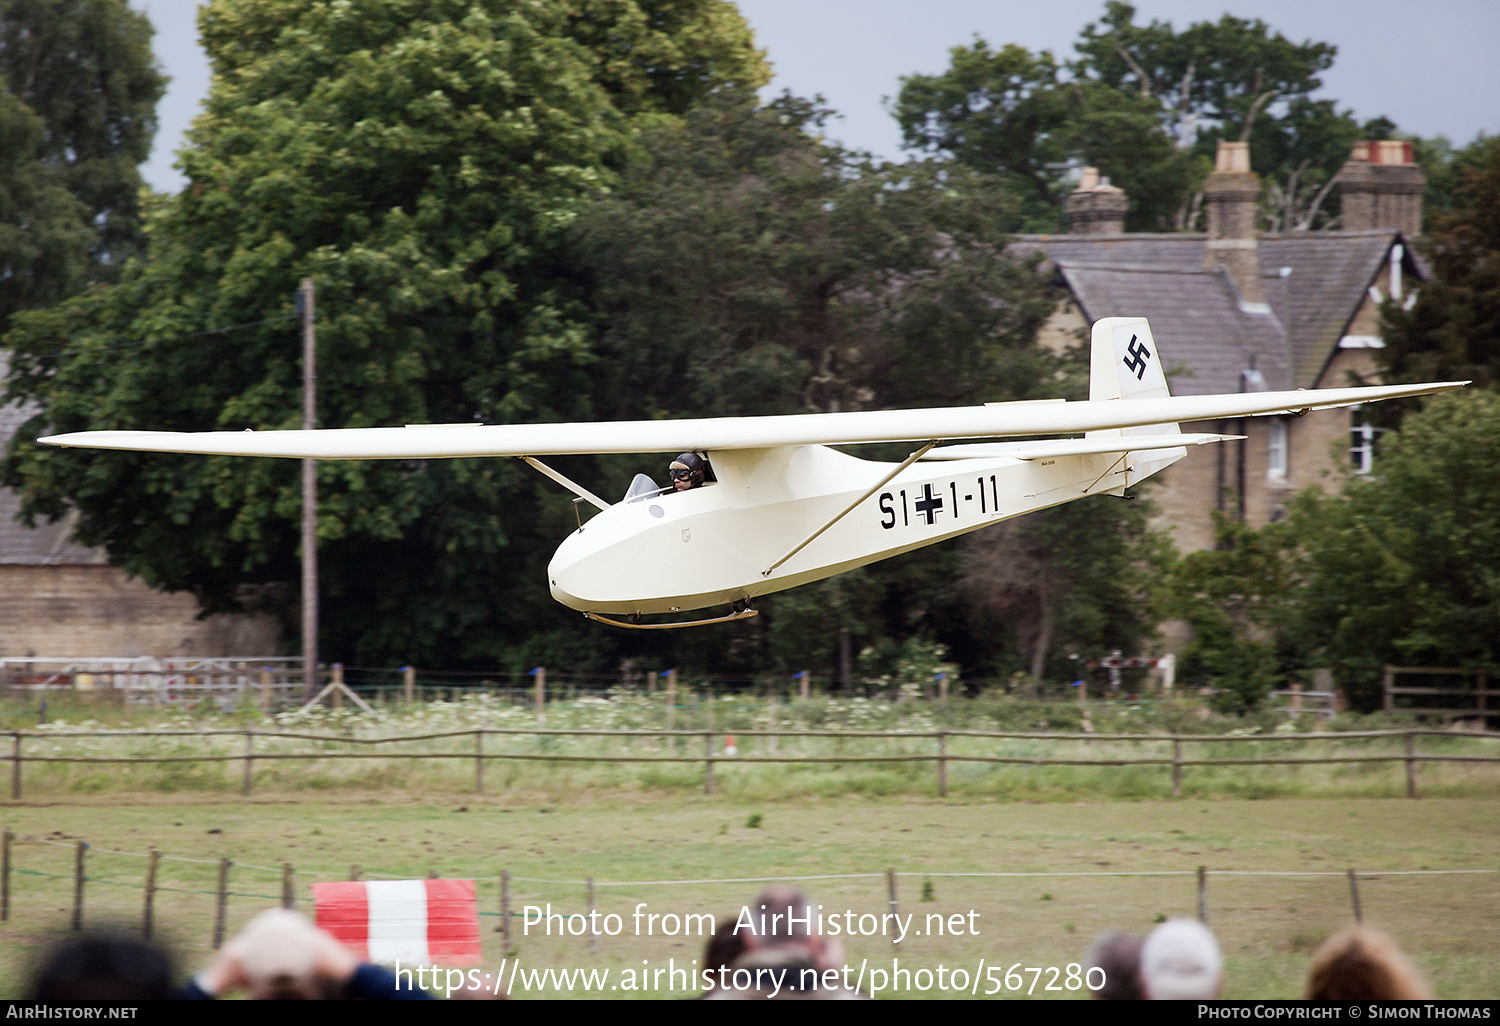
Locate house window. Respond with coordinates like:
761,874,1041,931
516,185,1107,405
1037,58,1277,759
1350,408,1377,475
1268,418,1288,480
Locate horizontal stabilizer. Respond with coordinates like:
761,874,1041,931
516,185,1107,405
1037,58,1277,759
920,433,1241,461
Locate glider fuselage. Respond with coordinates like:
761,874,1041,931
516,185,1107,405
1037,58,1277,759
546,442,1154,616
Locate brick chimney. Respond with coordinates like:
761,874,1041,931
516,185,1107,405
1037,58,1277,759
1202,141,1267,310
1065,167,1128,234
1335,140,1425,237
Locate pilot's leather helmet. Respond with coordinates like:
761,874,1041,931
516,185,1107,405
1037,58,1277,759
669,452,705,488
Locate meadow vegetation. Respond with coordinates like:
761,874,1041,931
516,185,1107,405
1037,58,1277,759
0,691,1493,802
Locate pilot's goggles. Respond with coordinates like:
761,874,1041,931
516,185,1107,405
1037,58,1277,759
670,468,694,480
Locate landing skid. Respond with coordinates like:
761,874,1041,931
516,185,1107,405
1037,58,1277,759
584,606,759,630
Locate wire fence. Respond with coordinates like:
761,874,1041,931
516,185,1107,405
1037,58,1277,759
2,830,1494,956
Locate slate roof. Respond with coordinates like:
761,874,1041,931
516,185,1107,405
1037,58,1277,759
1011,229,1414,395
0,352,104,565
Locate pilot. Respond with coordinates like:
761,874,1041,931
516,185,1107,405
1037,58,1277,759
669,452,706,491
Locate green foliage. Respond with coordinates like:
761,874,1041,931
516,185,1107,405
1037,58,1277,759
573,96,1059,418
0,82,94,332
896,1,1384,233
1290,392,1500,708
962,494,1174,681
1167,393,1500,711
1165,513,1300,712
0,0,162,332
1382,137,1500,389
0,0,164,275
1,0,768,669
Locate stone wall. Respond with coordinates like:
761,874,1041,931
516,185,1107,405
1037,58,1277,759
0,565,281,657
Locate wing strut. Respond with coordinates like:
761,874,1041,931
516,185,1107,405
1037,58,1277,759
761,441,937,577
520,457,609,511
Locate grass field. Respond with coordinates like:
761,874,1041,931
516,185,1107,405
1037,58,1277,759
0,793,1494,999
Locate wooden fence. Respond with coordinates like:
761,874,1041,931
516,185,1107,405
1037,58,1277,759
1383,666,1498,722
3,726,1496,799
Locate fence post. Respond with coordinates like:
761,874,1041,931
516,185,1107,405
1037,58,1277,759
767,689,778,755
282,862,295,910
72,840,87,932
704,731,715,795
1383,666,1395,714
212,859,231,948
937,731,948,797
1197,866,1207,923
499,870,511,948
242,731,254,796
587,877,598,955
532,667,546,725
403,665,415,705
331,663,344,711
1347,868,1362,923
142,848,159,940
665,669,677,730
475,730,485,793
887,869,900,948
1,828,10,921
11,733,20,800
350,865,361,881
1405,732,1418,798
937,672,948,702
1172,739,1183,799
798,670,809,701
260,667,273,713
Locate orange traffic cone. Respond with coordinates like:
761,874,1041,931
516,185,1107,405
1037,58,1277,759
724,734,738,756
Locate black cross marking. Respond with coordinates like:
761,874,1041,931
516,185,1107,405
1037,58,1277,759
914,484,944,525
1123,334,1152,380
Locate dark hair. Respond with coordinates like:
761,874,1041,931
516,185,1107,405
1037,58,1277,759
31,935,174,1001
1083,931,1145,1000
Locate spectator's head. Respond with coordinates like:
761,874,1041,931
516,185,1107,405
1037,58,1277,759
744,886,815,946
1083,931,1145,1000
1140,919,1222,999
703,917,747,993
31,935,174,1000
731,887,851,995
1306,926,1430,1000
233,908,343,999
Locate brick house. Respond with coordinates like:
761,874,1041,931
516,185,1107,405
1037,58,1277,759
1013,140,1425,553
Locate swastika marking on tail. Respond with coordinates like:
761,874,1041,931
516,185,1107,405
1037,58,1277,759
1123,334,1152,380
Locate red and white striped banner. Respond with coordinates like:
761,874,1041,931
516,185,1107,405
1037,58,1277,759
312,879,481,966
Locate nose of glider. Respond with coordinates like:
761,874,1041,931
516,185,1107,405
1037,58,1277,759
547,514,632,612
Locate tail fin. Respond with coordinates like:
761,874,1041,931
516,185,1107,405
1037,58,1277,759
1086,316,1184,491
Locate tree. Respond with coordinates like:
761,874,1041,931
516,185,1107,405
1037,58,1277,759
1162,513,1301,712
0,0,166,277
1289,392,1500,709
895,2,1387,233
961,494,1172,684
0,79,93,333
2,0,768,670
1381,136,1500,388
